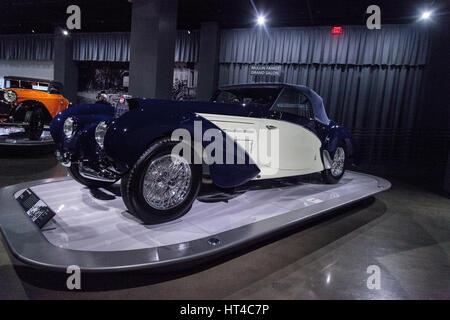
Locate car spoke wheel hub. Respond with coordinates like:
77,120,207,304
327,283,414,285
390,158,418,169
331,147,345,177
142,154,192,210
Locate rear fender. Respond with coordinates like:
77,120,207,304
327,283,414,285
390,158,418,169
322,123,355,164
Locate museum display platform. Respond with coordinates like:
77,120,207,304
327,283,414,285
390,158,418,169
0,126,54,153
0,171,390,272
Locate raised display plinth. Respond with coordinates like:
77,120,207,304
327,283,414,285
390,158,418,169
0,171,390,272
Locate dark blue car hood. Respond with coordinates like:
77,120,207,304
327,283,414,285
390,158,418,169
132,98,271,118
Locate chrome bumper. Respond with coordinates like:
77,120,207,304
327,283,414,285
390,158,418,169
56,150,120,182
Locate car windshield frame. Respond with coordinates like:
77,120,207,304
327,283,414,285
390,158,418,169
270,86,315,119
212,86,283,106
5,79,50,92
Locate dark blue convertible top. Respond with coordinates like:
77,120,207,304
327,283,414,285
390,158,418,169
290,84,330,125
219,83,330,125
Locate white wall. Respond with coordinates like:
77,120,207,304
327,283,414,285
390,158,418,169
0,60,54,88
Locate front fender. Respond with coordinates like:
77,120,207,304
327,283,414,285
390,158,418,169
11,100,52,121
62,122,107,161
50,104,115,146
104,103,260,188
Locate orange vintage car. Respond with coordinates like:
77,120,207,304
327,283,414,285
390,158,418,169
0,76,70,140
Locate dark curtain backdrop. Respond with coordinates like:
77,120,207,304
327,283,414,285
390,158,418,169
0,34,54,60
219,25,429,66
72,30,199,62
218,25,441,169
0,31,199,63
72,32,130,62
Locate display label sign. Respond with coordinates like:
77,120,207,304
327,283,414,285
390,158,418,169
16,189,55,229
250,65,282,76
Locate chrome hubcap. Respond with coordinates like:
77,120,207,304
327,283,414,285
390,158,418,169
331,147,345,177
142,154,192,210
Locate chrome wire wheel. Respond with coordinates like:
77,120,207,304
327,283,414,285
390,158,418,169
142,154,192,210
330,147,345,177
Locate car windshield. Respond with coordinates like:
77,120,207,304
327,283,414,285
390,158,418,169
5,79,49,91
212,87,282,106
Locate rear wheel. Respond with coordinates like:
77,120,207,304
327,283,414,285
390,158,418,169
68,163,116,188
322,146,346,184
24,108,44,141
121,138,201,224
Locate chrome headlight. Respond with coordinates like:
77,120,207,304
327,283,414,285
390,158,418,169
3,90,17,103
95,121,108,148
63,117,76,138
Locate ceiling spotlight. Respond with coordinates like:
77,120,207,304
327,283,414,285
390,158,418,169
62,29,69,36
256,15,266,26
420,11,432,20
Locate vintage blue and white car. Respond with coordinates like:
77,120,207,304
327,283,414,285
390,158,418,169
50,84,354,224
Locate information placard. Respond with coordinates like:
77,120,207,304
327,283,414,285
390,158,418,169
16,189,55,229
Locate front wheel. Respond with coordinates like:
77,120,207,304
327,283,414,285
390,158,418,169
121,138,201,224
24,108,44,141
322,146,346,184
68,163,117,188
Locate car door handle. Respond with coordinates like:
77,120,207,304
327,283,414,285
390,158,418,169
266,125,277,130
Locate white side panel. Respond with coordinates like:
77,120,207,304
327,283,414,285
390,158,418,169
197,113,324,180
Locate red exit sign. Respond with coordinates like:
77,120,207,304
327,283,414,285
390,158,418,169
331,26,343,34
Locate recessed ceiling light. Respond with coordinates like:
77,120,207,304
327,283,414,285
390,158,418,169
256,15,266,26
420,11,432,20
